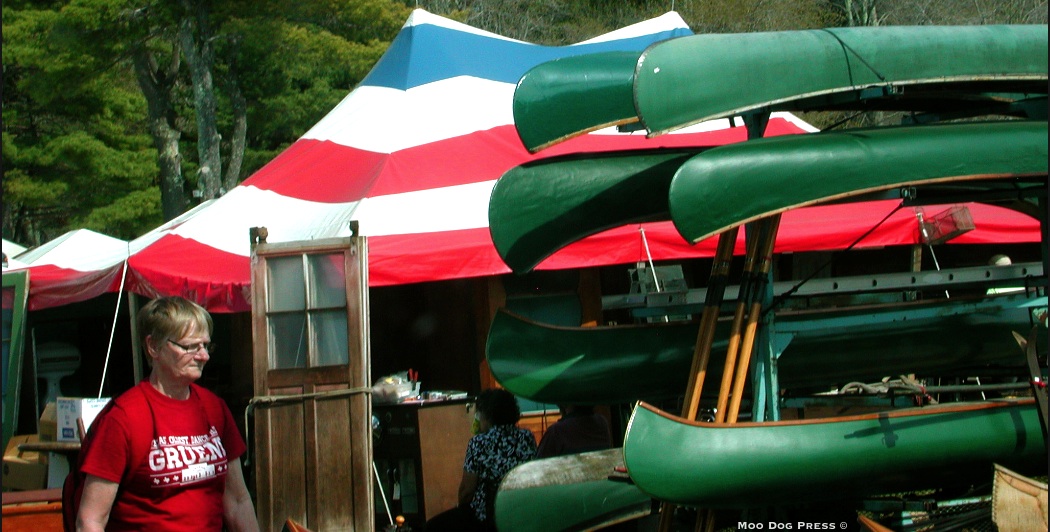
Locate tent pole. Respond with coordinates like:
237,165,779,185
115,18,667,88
129,292,142,384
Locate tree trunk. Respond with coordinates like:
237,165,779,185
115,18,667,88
179,0,223,200
132,46,187,222
223,65,247,193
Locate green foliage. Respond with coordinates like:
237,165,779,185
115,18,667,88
224,16,390,158
80,188,163,239
3,0,407,244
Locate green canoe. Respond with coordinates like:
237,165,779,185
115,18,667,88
635,24,1048,135
486,295,1047,405
668,120,1047,243
488,149,701,273
489,121,1046,272
511,25,1047,150
623,399,1047,508
494,449,651,532
513,51,644,153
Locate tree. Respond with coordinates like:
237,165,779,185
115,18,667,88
3,0,409,244
3,4,161,242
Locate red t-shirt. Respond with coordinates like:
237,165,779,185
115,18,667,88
80,381,247,531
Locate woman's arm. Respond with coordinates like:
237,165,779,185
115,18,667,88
223,458,261,532
76,474,119,532
457,469,479,507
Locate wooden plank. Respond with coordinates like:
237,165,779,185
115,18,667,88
261,388,308,528
311,388,354,530
345,239,374,532
1,501,63,532
992,464,1049,532
418,403,475,520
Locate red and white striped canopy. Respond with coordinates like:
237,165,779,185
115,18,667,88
123,10,819,312
4,229,129,311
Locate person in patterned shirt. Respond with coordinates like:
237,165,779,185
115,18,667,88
426,388,536,531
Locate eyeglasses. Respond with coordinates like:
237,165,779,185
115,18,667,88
167,339,214,354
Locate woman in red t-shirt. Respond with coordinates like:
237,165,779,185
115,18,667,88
76,296,259,532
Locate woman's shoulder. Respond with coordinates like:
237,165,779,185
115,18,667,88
110,382,151,410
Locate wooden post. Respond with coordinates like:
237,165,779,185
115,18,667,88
473,277,506,391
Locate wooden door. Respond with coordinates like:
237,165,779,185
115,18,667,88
251,235,372,532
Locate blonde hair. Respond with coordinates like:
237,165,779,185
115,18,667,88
138,296,213,366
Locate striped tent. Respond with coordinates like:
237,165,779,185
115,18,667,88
122,10,823,312
5,229,129,310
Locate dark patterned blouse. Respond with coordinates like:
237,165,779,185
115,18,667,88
463,424,537,523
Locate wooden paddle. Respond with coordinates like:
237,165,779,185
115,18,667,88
682,227,739,419
714,225,764,423
726,215,781,423
656,228,739,532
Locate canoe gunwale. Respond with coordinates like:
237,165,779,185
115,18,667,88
678,171,1045,244
631,397,1039,430
640,78,1048,138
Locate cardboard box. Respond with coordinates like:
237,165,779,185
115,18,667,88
39,402,58,442
57,397,112,442
2,434,49,491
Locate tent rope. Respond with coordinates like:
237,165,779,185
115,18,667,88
639,226,662,292
766,201,904,315
98,257,129,399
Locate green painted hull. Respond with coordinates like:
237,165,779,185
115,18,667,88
494,449,651,532
623,399,1047,508
511,25,1047,150
486,295,1046,405
635,25,1048,135
486,308,727,405
489,149,700,273
489,121,1046,271
668,120,1047,243
513,51,643,152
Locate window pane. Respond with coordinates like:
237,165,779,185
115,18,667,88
308,254,346,309
269,313,307,369
267,256,306,312
312,309,348,367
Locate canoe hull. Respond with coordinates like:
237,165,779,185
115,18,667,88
623,399,1047,508
635,25,1048,134
489,150,698,273
668,120,1048,243
513,51,643,152
495,449,651,532
486,295,1046,404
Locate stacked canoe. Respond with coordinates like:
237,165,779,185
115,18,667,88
490,24,1048,518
